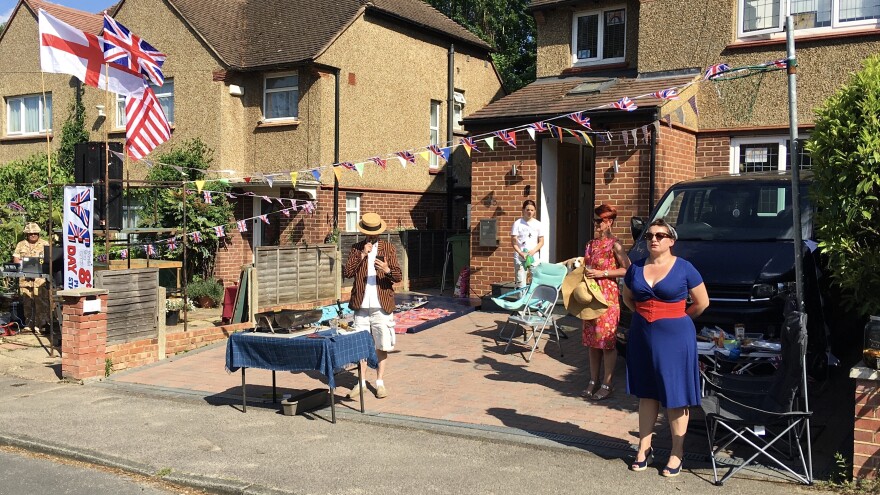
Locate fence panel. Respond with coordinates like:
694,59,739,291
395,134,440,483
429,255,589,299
95,268,159,345
254,244,337,309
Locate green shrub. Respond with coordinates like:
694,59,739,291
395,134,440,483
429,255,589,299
186,276,223,304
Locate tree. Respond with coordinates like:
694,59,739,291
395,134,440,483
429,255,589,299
132,139,233,280
57,83,89,172
0,22,6,35
426,0,536,91
807,54,880,317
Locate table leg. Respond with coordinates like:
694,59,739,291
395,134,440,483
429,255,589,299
330,387,336,424
272,371,277,403
241,368,247,413
357,363,365,413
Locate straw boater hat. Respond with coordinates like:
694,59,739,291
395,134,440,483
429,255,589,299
561,265,609,321
23,222,41,234
357,213,387,236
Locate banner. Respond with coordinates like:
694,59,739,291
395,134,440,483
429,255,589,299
63,186,94,289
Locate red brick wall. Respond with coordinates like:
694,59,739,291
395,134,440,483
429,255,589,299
594,123,653,243
656,124,698,196
695,134,731,177
61,293,108,381
854,378,880,478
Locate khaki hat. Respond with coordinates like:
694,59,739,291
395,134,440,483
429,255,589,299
561,265,609,321
357,212,387,236
23,222,41,234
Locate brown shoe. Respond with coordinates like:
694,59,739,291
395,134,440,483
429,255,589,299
591,384,613,401
347,383,364,399
375,384,388,399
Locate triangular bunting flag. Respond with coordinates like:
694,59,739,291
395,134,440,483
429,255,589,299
243,177,251,183
576,130,593,147
653,121,661,135
281,208,291,217
237,220,248,232
664,114,672,126
259,215,269,224
191,232,202,243
261,195,271,203
355,163,365,176
264,174,275,188
214,225,225,238
675,107,685,123
484,136,495,150
290,171,298,188
688,95,699,116
493,130,517,148
642,125,650,144
202,191,212,204
418,150,430,163
311,169,321,181
630,129,638,145
369,157,387,169
333,166,343,180
142,158,154,168
623,131,629,147
171,165,186,176
526,127,536,141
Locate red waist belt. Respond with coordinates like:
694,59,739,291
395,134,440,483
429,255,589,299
635,300,686,323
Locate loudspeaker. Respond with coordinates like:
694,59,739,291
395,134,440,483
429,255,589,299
74,142,123,230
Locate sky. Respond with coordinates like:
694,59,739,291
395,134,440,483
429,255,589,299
1,1,116,24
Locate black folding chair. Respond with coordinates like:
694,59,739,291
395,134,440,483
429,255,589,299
701,310,813,485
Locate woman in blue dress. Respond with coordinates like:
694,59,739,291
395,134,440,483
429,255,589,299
622,219,709,477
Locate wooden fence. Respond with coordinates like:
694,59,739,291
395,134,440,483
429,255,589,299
95,268,159,344
254,244,338,310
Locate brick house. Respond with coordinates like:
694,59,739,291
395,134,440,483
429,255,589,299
463,0,880,296
0,0,504,283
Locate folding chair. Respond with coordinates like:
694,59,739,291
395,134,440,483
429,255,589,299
491,263,568,348
701,310,812,486
501,284,567,362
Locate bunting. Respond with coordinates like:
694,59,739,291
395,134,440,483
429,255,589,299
237,220,248,232
120,248,128,260
396,151,416,167
168,239,177,250
651,88,680,100
214,225,225,237
194,180,205,192
688,95,699,116
289,171,298,188
263,174,275,188
311,170,321,181
704,62,730,80
460,137,479,154
202,191,212,204
281,208,291,217
146,244,156,257
494,130,517,148
191,231,202,243
567,112,591,128
612,97,637,111
259,215,269,224
428,145,451,162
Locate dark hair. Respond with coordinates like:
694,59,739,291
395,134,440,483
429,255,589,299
522,199,537,210
648,218,678,240
594,203,617,222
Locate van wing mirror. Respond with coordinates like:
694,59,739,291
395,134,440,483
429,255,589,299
631,217,645,241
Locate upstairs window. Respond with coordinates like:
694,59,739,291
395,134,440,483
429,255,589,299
572,7,626,65
345,193,361,232
116,80,174,128
429,100,441,170
263,72,299,121
738,0,880,38
6,93,52,135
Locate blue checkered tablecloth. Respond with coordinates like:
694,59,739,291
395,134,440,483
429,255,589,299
225,330,378,389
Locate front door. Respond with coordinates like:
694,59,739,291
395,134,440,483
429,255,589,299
556,143,580,261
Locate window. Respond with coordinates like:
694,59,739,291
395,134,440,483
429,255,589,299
429,100,441,170
453,91,465,131
345,193,361,232
116,80,174,127
121,199,143,242
6,93,52,135
730,136,812,174
263,72,299,121
572,7,626,65
738,0,880,38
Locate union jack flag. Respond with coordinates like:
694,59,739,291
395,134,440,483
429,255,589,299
67,223,91,247
213,225,225,238
651,88,680,100
703,62,730,80
765,58,788,69
102,14,166,87
96,254,108,263
493,130,517,148
191,232,202,243
459,137,480,153
529,122,549,132
369,157,387,169
567,112,592,128
396,151,416,165
119,248,128,260
427,145,444,157
69,189,91,226
237,220,248,232
304,202,315,214
167,239,177,250
30,190,47,199
146,244,156,257
339,162,356,171
612,97,637,112
202,191,212,204
6,201,24,212
281,208,291,217
259,215,270,225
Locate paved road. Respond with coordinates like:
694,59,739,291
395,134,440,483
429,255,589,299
0,447,196,495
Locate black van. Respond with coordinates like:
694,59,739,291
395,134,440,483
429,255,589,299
618,171,853,374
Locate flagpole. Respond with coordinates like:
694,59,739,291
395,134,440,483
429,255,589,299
40,69,56,356
103,63,111,264
182,180,188,333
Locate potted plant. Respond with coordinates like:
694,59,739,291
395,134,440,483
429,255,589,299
186,276,224,308
165,298,194,326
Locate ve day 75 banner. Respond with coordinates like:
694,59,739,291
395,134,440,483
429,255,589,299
62,186,94,289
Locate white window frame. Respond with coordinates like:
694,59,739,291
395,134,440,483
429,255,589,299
344,193,361,232
116,80,174,129
729,135,811,174
6,93,52,136
429,100,441,170
262,71,299,122
571,6,627,66
453,91,465,131
737,0,880,39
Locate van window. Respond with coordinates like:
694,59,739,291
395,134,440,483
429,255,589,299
652,183,811,241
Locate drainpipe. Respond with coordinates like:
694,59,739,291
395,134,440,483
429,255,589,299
649,109,659,214
332,67,341,230
446,44,455,229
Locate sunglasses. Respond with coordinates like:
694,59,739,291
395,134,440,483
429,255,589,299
644,232,673,241
593,217,610,225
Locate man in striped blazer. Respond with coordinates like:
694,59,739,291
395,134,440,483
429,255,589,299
343,213,402,399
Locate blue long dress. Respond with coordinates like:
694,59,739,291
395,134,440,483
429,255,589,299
625,257,703,408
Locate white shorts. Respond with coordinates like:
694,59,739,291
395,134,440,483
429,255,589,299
353,308,396,351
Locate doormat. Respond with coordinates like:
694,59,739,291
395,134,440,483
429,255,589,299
394,296,475,334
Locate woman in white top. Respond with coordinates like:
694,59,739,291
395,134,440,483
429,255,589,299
510,199,545,287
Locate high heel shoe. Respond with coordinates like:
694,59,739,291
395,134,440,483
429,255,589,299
661,459,682,477
630,447,653,472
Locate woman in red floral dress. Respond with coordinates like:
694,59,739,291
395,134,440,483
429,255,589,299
570,204,630,401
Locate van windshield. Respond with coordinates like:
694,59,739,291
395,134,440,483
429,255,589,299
651,183,812,241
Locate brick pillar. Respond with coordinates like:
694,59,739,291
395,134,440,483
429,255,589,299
851,365,880,478
58,288,109,381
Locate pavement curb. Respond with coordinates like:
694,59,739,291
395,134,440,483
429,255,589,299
0,432,299,495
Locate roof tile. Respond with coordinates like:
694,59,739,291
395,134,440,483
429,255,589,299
25,0,104,34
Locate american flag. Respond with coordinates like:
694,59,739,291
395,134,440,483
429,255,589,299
339,162,356,171
651,88,680,100
529,122,549,132
7,201,25,212
567,112,592,128
30,190,47,199
146,244,156,257
125,86,170,160
492,130,516,148
167,239,177,250
703,62,730,80
213,225,225,237
69,189,91,226
119,248,128,260
191,232,202,243
237,220,248,232
202,191,212,204
459,137,480,153
612,97,637,112
102,14,166,87
396,151,416,165
369,157,387,169
259,215,269,225
67,223,91,247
